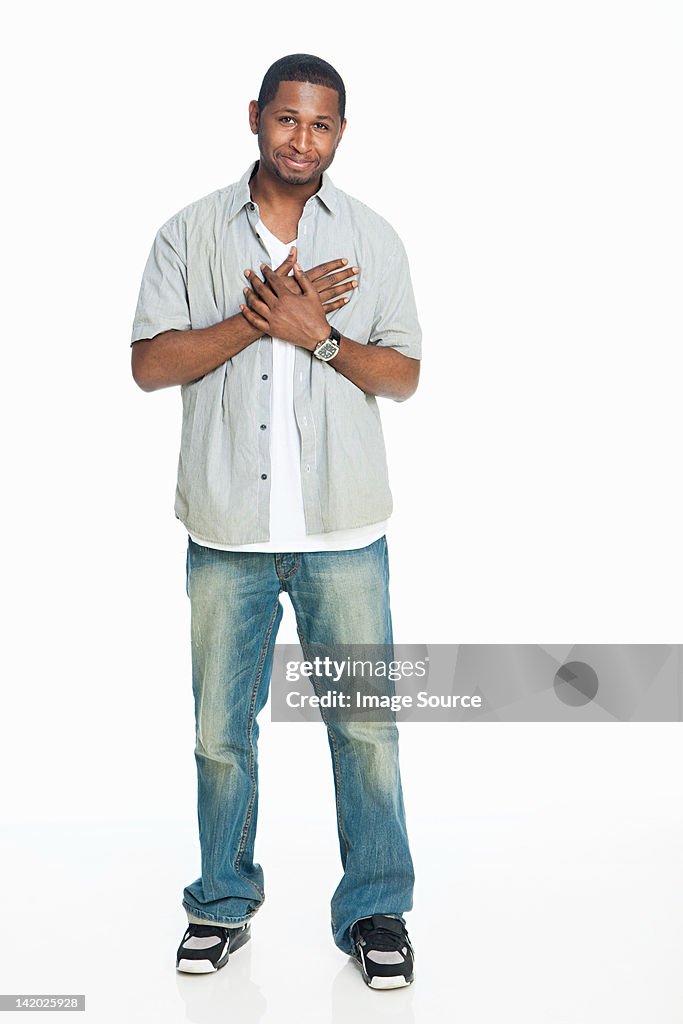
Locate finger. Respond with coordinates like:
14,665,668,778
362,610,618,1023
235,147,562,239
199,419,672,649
314,267,359,293
273,246,297,276
269,255,304,296
261,263,285,296
317,280,358,302
322,295,353,312
306,257,350,282
278,276,303,295
242,287,271,319
245,269,275,306
292,262,315,295
239,303,269,332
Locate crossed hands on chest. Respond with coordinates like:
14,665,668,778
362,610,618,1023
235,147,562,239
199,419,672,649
240,247,358,351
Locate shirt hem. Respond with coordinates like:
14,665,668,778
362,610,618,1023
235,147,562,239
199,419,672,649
178,513,391,551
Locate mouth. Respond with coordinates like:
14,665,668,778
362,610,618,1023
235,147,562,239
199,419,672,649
279,155,317,170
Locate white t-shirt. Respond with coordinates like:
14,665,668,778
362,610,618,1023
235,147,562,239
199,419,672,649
188,219,389,552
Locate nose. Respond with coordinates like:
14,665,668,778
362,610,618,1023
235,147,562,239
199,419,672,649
292,125,313,154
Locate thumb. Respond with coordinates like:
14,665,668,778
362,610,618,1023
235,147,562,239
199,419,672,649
293,262,314,294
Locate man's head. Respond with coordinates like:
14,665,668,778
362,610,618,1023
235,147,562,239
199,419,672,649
257,54,346,122
249,54,347,187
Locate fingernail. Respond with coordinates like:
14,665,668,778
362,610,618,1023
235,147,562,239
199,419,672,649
352,282,357,288
243,287,249,294
244,270,250,277
344,296,350,303
342,259,348,265
352,266,359,273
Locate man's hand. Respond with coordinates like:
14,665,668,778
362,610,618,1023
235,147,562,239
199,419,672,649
240,253,358,349
263,247,358,308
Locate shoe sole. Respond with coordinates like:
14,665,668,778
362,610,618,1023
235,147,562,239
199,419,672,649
176,924,251,973
369,974,414,989
350,950,414,989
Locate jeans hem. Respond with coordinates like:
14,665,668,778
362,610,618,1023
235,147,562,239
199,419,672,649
182,900,259,928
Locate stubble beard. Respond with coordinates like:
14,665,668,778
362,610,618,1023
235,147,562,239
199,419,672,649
272,162,320,187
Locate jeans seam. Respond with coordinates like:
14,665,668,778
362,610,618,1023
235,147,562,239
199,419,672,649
297,632,352,869
274,552,301,581
234,591,281,899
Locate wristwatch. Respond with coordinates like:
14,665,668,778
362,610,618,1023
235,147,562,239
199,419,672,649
313,325,341,362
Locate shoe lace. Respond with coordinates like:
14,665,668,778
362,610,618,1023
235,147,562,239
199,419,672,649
359,920,409,953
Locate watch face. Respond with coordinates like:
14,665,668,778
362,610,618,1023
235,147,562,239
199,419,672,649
316,339,339,360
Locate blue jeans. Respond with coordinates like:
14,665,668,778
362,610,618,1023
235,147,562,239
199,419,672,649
181,534,414,954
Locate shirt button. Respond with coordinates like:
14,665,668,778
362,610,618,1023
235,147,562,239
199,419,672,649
262,374,268,380
249,202,255,210
260,423,267,430
261,473,268,480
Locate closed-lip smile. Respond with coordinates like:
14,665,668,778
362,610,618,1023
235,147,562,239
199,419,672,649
280,155,316,167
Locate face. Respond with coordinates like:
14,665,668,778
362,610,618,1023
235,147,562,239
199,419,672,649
249,80,346,187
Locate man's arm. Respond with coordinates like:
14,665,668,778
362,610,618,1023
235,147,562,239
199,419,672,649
132,314,260,392
241,262,420,402
317,335,419,403
132,252,358,392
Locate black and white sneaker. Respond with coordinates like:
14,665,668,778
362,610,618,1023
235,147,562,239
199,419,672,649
350,915,415,989
176,921,251,973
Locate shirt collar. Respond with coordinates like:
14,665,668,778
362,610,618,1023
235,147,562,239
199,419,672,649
227,160,339,220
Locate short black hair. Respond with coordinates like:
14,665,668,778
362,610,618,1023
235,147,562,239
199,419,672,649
257,54,346,122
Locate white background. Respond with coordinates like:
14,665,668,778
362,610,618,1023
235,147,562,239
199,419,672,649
1,1,682,1022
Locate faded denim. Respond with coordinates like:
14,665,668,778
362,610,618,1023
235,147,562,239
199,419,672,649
181,533,414,954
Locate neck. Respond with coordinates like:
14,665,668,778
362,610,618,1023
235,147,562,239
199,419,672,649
249,159,322,217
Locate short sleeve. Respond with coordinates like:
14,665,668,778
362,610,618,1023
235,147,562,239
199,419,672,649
367,235,422,360
130,217,191,345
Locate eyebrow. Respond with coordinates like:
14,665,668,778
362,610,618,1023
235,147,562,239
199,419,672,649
275,107,334,122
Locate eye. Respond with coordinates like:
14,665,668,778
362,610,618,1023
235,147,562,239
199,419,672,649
279,116,295,124
314,123,329,131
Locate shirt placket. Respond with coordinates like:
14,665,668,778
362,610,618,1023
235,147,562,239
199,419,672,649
246,200,276,540
292,199,322,534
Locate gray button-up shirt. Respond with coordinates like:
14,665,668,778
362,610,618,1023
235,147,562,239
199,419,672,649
130,161,422,545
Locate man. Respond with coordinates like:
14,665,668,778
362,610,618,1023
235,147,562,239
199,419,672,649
130,54,421,989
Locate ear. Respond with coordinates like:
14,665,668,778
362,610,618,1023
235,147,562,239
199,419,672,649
337,117,347,145
248,100,259,136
